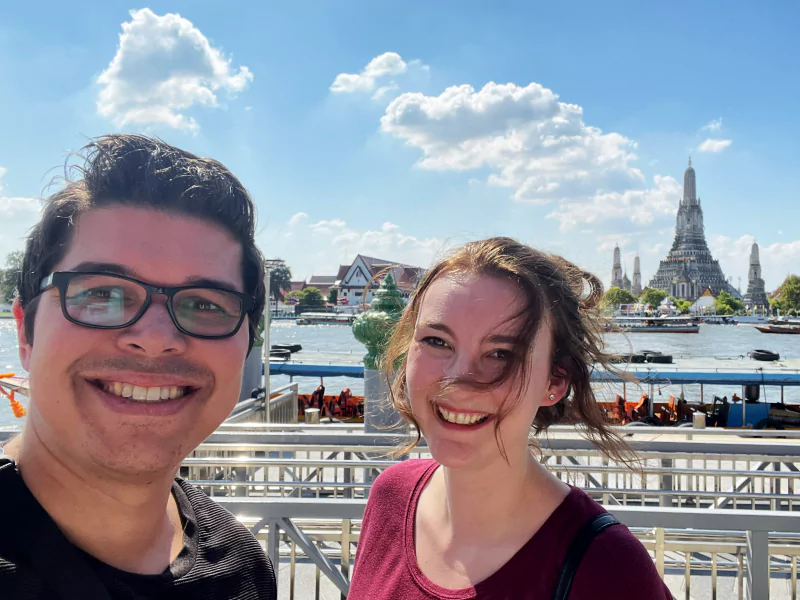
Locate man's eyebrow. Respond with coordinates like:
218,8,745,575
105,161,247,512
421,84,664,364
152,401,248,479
68,262,242,292
71,262,132,276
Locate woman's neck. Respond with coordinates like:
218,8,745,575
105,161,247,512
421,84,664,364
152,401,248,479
428,452,570,545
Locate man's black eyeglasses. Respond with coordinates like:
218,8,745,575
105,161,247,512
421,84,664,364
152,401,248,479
39,271,255,340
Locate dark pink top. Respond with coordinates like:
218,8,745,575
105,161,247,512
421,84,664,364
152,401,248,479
348,459,672,599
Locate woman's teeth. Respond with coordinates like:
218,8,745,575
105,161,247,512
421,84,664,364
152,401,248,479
101,381,187,403
437,405,489,426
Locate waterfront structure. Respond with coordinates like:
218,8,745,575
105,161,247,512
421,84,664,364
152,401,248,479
631,255,643,297
611,245,623,289
647,159,739,301
335,254,425,306
744,241,770,311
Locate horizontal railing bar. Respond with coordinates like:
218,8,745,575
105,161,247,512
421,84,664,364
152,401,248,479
203,432,800,457
213,496,800,533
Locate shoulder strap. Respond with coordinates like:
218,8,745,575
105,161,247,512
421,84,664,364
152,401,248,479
552,512,620,600
0,457,114,600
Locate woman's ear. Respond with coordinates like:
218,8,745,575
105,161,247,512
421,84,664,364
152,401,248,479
544,363,570,406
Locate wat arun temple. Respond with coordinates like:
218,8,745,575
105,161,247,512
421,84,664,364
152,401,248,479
611,159,767,306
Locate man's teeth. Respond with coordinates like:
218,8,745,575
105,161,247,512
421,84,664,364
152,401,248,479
101,381,187,402
438,406,488,425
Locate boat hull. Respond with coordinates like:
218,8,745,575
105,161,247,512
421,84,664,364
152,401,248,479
755,326,800,334
610,326,699,333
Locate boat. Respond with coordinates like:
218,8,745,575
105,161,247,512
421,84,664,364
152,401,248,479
295,312,357,326
699,315,738,325
755,325,800,334
608,315,699,333
769,317,800,326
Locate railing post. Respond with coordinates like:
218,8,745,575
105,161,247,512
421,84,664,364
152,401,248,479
341,518,352,600
268,519,280,597
660,458,673,507
745,529,769,600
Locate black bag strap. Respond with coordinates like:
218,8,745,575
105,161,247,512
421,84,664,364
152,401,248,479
0,457,114,600
552,512,620,600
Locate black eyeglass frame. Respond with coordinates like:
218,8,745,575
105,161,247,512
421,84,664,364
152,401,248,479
39,271,255,340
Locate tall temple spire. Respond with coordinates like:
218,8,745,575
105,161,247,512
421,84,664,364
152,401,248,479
611,244,623,289
631,255,642,297
648,160,736,301
683,157,697,205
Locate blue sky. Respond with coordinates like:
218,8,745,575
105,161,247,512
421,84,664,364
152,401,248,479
1,1,798,292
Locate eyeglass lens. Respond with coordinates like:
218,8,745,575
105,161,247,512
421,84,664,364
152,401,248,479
64,273,244,337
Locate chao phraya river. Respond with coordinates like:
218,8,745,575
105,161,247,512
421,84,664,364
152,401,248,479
1,317,798,428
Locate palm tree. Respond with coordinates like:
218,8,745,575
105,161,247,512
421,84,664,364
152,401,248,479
266,260,292,302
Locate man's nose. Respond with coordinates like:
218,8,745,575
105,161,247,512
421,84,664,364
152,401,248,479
116,298,188,357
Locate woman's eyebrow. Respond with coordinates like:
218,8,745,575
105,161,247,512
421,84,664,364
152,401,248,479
417,321,455,336
485,334,517,344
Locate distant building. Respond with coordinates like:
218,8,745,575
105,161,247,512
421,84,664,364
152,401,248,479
306,275,337,298
691,287,717,314
611,245,623,289
647,158,740,301
743,241,769,311
335,255,425,306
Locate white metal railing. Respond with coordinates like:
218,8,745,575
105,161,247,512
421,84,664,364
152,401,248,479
182,430,800,519
223,382,299,425
211,496,800,600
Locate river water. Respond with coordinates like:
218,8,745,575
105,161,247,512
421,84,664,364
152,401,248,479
1,318,798,428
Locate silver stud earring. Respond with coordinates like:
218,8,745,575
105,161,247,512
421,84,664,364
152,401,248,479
549,394,555,401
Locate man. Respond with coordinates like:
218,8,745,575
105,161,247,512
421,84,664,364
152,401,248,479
0,134,277,599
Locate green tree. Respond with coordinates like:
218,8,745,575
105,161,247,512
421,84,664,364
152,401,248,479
771,275,800,315
601,287,636,308
328,288,338,305
669,296,692,315
641,288,668,308
298,286,324,307
0,251,23,304
713,290,744,315
266,260,292,302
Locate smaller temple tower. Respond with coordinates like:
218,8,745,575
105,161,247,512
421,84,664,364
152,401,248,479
631,255,643,297
611,245,623,289
622,271,631,293
744,241,769,311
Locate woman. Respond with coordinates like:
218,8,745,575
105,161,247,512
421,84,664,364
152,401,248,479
348,238,672,599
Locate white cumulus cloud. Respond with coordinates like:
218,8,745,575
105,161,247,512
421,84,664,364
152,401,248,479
331,52,408,93
698,139,732,153
380,80,684,231
702,118,723,132
330,52,428,97
0,167,44,259
97,8,253,132
288,212,308,226
547,174,681,232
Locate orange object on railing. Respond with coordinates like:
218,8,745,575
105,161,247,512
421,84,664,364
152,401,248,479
0,373,26,418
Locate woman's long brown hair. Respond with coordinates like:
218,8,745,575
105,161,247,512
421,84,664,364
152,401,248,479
382,236,636,465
